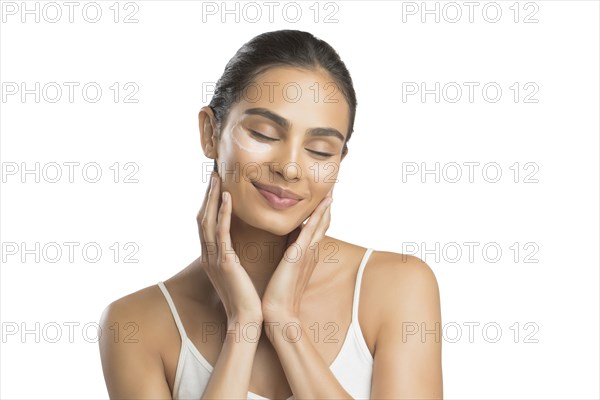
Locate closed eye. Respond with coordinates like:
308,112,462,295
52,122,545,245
307,150,334,158
250,130,278,141
251,130,333,158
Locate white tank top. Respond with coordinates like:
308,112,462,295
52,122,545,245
157,247,374,400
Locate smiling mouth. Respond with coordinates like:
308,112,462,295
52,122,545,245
252,183,302,210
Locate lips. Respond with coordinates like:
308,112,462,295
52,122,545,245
252,182,303,200
252,182,303,210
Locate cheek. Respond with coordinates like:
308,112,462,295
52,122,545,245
219,124,271,177
311,162,340,185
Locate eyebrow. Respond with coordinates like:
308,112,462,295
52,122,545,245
243,107,346,143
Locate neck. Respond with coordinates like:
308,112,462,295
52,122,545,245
227,212,292,298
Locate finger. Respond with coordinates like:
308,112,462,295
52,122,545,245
293,196,332,259
312,197,332,244
201,171,222,259
304,196,332,231
198,171,216,259
197,171,215,224
301,192,332,227
216,191,235,266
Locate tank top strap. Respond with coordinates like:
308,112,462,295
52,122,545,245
157,281,188,341
351,248,374,323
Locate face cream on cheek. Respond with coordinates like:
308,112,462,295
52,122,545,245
230,122,272,153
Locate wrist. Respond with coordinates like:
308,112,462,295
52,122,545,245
262,315,302,343
228,309,263,326
222,319,263,346
262,304,299,325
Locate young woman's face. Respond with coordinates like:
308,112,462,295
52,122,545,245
216,66,350,236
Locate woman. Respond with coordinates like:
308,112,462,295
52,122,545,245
99,29,443,399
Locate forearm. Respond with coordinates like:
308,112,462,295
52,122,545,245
201,319,261,399
265,316,353,399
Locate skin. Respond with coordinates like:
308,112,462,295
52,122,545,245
99,66,443,399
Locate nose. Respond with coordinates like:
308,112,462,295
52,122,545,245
270,142,301,182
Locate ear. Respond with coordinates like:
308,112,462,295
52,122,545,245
199,106,219,160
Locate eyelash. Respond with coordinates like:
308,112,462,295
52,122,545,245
249,130,334,158
250,130,278,142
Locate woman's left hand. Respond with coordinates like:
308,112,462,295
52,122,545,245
261,189,334,323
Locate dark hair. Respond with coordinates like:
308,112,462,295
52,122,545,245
208,29,357,156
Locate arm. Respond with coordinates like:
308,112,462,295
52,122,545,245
200,318,262,399
264,254,443,399
260,191,345,397
100,298,263,400
370,255,443,399
99,301,172,399
264,316,353,399
197,174,265,398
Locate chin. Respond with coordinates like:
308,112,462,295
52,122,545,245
233,182,308,235
249,213,300,236
232,203,304,237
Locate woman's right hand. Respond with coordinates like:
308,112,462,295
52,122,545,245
197,171,263,324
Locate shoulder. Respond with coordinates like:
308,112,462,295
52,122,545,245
363,251,443,397
367,251,439,298
99,284,167,334
321,238,440,305
98,284,175,398
363,250,441,334
98,283,177,359
98,259,206,342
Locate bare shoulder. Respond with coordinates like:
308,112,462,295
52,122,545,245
98,258,203,346
362,250,441,336
319,237,440,305
98,283,175,398
99,284,171,347
367,251,439,296
363,250,443,397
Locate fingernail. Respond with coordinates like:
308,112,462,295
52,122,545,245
211,173,217,188
222,192,228,203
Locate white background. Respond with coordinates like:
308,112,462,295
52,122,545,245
1,1,598,399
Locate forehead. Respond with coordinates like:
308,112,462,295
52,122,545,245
228,66,350,137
